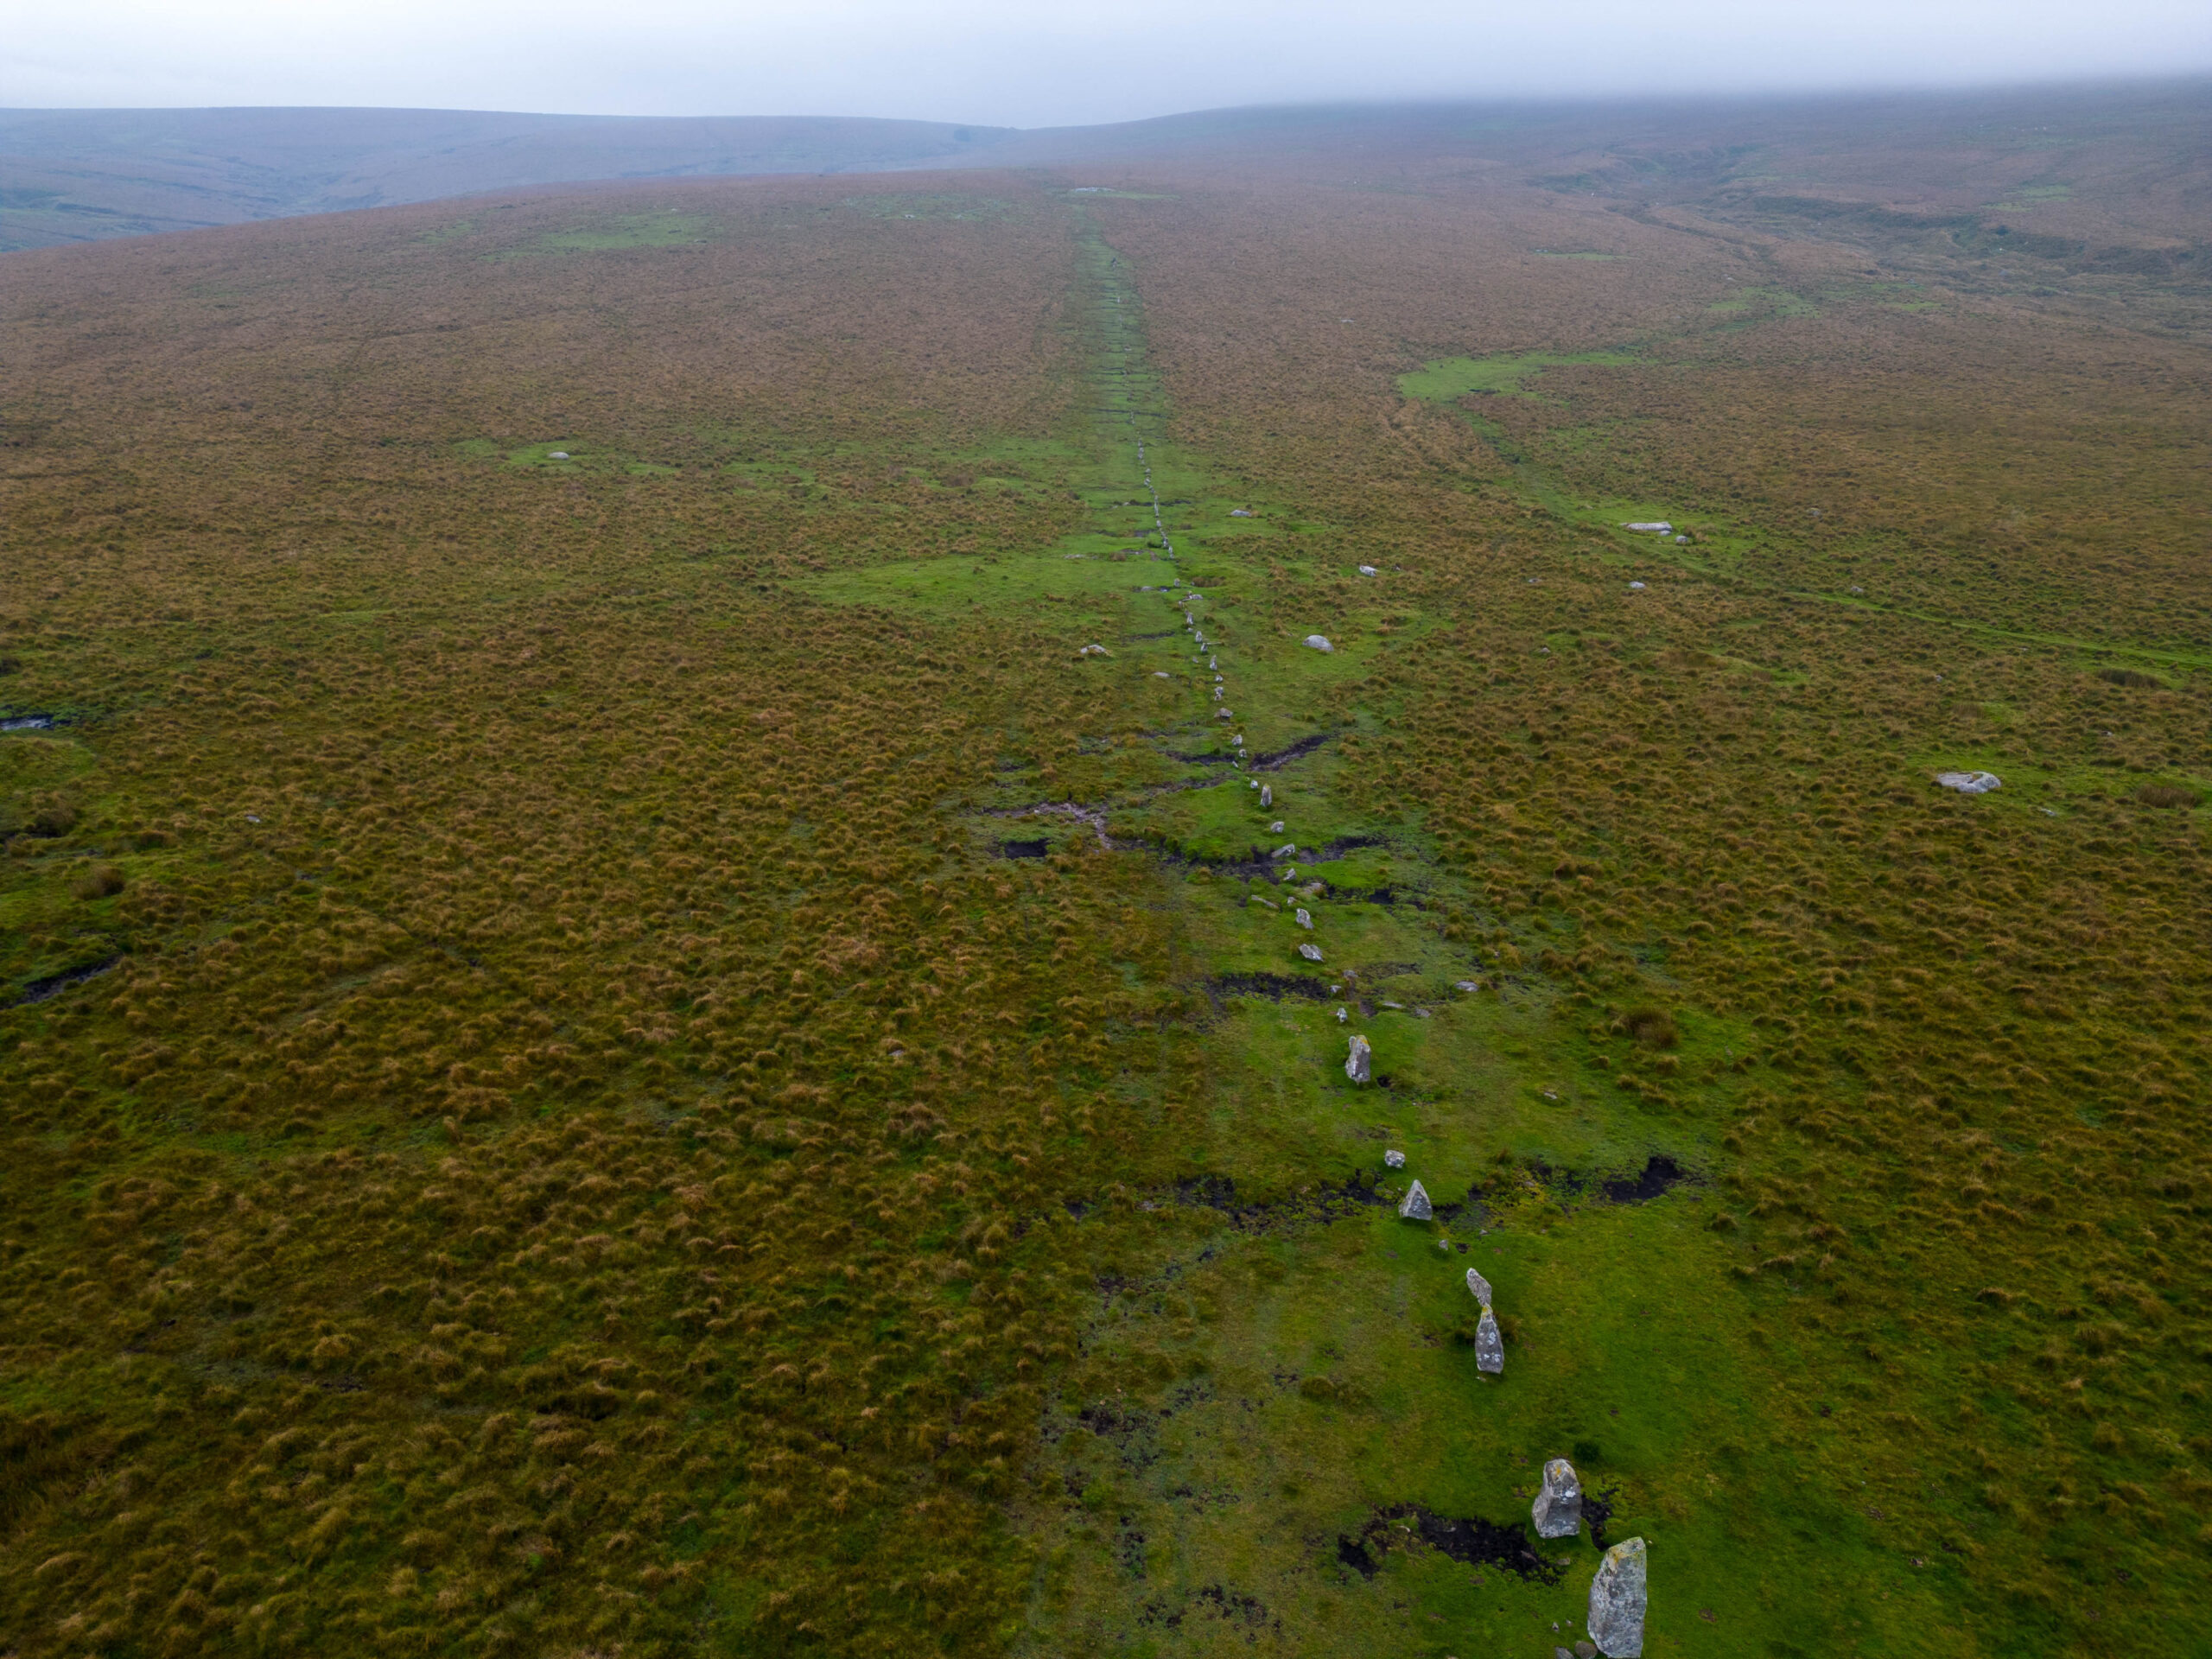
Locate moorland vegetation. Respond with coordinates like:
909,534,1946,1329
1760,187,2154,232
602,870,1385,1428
3,86,2210,1658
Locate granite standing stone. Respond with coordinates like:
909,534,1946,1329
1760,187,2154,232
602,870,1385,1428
1344,1033,1371,1083
1260,785,1273,808
1465,1266,1491,1306
1474,1306,1504,1373
1398,1179,1432,1220
1533,1458,1582,1539
1587,1537,1647,1656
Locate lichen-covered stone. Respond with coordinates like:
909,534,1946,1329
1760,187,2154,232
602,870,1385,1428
1465,1266,1491,1306
1398,1179,1431,1220
1533,1458,1581,1538
1474,1306,1503,1374
1587,1537,1647,1656
1304,634,1333,652
1935,770,2001,794
1344,1033,1371,1083
1260,785,1273,808
1384,1149,1405,1168
1294,907,1313,930
1299,942,1324,962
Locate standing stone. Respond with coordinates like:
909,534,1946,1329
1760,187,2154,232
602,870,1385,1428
1398,1179,1431,1220
1260,785,1273,808
1295,908,1313,930
1344,1033,1371,1083
1533,1458,1582,1539
1465,1266,1492,1306
1473,1306,1503,1374
1587,1538,1647,1656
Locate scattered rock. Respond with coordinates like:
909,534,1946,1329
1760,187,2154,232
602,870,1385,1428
1273,842,1298,860
1673,535,1688,544
1295,908,1313,930
1153,671,1172,678
2,715,54,732
1268,819,1286,832
1384,1149,1406,1169
1304,635,1333,652
1935,771,2001,794
1533,1459,1582,1539
1465,1265,1491,1305
1474,1306,1503,1373
1345,1033,1371,1083
1587,1538,1647,1656
1260,785,1273,808
1398,1179,1432,1220
1627,581,1646,590
1230,508,1253,517
1623,520,1670,533
1299,942,1324,963
1217,708,1234,719
1454,979,1479,992
1358,564,1377,576
1335,1007,1348,1021
1079,644,1109,656
547,450,571,460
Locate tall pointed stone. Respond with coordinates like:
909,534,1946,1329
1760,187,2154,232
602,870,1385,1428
1260,785,1273,809
1465,1266,1492,1306
1398,1179,1432,1220
1344,1033,1371,1084
1473,1306,1503,1374
1587,1537,1647,1656
1532,1458,1581,1539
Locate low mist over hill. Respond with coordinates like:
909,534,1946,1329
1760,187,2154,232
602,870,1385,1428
6,82,2212,258
0,106,1015,251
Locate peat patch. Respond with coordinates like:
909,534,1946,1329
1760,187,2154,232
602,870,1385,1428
11,954,121,1008
1205,971,1335,1003
1252,733,1333,769
1341,1504,1567,1585
998,838,1049,859
1602,1154,1690,1203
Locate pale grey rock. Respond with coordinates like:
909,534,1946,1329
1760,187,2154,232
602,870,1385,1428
1295,908,1313,930
1587,1538,1647,1656
1628,581,1646,590
1273,842,1298,860
1299,942,1324,963
1217,708,1234,719
547,450,570,460
1623,520,1670,533
1304,635,1333,652
1454,979,1479,992
1153,671,1172,678
1269,820,1286,832
1935,770,2001,794
1398,1179,1432,1220
1259,785,1273,808
1474,1306,1503,1373
1344,1033,1371,1083
1533,1458,1582,1539
1384,1149,1406,1169
1334,1007,1348,1021
1230,507,1254,517
1465,1266,1491,1306
1358,564,1377,575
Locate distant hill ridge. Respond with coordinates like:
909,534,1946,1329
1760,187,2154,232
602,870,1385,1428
5,82,2209,257
0,107,1020,251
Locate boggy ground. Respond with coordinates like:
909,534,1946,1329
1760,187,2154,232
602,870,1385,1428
3,88,2210,1659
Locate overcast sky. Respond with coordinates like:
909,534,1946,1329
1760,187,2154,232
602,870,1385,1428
8,0,2209,127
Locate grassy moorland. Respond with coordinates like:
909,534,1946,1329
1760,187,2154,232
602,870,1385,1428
3,89,2210,1659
